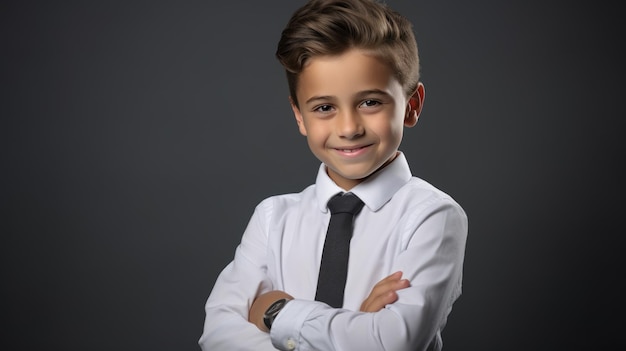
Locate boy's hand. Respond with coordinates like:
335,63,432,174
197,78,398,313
249,290,294,332
249,272,408,331
360,271,410,312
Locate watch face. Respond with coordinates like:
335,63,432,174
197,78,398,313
267,299,287,314
264,298,288,329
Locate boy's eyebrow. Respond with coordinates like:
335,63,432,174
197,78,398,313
304,89,391,105
305,95,334,105
355,89,391,98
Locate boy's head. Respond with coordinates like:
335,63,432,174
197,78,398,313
276,0,420,108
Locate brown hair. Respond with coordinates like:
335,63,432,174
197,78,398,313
276,0,420,107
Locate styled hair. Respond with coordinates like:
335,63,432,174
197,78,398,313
276,0,420,107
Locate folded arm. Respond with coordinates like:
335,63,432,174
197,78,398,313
267,199,467,351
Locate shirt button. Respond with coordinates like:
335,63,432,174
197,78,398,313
286,338,296,350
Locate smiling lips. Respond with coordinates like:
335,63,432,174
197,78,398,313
333,144,371,156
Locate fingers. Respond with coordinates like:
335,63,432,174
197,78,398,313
359,271,410,312
381,271,404,283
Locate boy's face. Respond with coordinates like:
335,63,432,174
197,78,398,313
291,48,424,190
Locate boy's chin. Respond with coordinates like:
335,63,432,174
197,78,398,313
326,167,377,187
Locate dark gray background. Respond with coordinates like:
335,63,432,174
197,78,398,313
2,1,622,350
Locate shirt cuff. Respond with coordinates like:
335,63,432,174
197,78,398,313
270,299,324,351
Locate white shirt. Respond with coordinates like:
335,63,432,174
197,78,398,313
199,152,468,351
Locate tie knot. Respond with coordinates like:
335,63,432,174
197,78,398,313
327,193,364,215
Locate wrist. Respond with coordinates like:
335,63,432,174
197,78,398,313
263,298,291,330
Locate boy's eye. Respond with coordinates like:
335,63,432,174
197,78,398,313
360,99,381,107
314,104,334,113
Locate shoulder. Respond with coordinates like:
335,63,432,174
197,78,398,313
396,177,467,220
394,178,468,247
254,184,317,215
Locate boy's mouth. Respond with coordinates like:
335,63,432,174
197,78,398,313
333,144,371,154
338,148,362,153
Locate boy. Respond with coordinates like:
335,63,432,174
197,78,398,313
199,0,468,350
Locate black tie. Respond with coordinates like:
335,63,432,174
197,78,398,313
315,192,365,308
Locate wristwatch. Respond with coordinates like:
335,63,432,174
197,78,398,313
263,298,290,330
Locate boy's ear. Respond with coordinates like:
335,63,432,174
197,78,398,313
404,82,425,128
289,96,308,136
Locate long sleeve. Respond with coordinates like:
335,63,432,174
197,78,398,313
199,155,468,351
198,202,278,351
269,196,468,351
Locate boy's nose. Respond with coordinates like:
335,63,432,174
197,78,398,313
336,111,364,139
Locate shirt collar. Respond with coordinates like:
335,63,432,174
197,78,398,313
315,152,413,213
